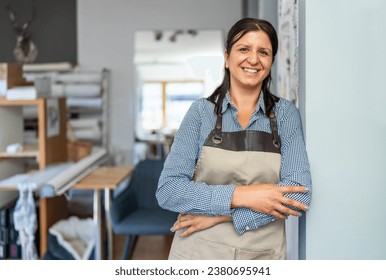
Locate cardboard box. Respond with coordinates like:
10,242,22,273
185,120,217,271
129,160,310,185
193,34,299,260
0,63,30,96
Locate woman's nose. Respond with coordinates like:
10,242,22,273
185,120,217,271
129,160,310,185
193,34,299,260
247,52,259,65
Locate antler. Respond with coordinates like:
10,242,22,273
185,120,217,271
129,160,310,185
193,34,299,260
6,1,37,36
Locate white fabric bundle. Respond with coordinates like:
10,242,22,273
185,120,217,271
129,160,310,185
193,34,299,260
48,216,95,260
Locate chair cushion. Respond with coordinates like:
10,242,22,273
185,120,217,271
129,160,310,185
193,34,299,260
112,208,178,235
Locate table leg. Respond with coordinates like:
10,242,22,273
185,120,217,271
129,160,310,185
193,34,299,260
104,188,113,260
93,189,102,260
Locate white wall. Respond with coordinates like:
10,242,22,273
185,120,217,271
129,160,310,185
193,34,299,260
0,107,24,207
77,0,242,165
304,0,386,259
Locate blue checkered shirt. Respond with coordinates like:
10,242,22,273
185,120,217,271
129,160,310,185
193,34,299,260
156,93,312,235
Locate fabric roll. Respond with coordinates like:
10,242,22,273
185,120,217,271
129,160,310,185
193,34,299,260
64,84,101,97
66,97,103,108
73,127,101,141
69,118,99,129
51,84,65,97
40,147,108,197
23,62,73,72
57,73,102,83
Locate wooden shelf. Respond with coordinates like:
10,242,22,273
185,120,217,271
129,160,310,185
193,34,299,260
0,143,39,158
0,97,45,106
0,97,67,169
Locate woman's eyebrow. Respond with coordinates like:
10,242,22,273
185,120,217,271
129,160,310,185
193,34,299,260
234,43,272,52
234,43,250,48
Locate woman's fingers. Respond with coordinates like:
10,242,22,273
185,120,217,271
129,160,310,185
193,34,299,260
276,203,302,217
172,219,191,232
179,226,196,237
177,213,189,222
280,196,309,212
280,185,309,194
171,215,231,237
172,216,203,237
269,210,287,220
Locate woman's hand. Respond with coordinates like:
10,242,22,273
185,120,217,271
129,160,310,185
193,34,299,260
171,214,232,237
231,184,309,220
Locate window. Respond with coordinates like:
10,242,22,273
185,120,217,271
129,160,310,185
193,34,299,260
140,81,203,131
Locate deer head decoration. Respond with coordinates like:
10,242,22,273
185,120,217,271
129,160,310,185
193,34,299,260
6,0,38,63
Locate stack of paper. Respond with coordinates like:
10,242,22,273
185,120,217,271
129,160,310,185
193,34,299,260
6,77,51,100
6,86,39,100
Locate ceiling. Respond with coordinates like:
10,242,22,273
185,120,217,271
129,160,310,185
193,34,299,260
134,29,225,64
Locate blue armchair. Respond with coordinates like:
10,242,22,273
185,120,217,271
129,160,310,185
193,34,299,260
110,159,178,259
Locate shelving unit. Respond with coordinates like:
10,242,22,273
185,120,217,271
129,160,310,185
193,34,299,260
21,68,110,150
65,69,110,149
52,68,109,149
1,66,110,258
0,98,68,169
0,97,69,257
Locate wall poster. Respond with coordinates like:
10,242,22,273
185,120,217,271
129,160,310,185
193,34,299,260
46,98,60,138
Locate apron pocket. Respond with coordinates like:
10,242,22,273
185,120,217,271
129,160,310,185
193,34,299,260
192,238,235,260
235,248,276,260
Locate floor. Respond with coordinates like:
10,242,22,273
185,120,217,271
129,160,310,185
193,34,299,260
113,234,173,260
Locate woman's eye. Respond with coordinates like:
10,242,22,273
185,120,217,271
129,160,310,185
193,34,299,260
240,48,248,52
258,50,270,56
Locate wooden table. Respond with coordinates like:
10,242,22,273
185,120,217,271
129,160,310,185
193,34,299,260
71,166,133,260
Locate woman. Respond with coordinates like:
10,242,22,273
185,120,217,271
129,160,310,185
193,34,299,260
156,18,312,260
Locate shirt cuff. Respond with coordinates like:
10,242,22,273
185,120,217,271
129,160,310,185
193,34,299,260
232,208,277,235
209,184,236,216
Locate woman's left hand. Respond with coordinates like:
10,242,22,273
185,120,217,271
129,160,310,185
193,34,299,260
171,214,232,237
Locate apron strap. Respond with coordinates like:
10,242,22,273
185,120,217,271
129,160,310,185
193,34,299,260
212,113,223,144
269,110,281,149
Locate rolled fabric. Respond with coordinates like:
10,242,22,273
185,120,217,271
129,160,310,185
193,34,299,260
40,147,108,197
64,84,101,97
51,84,65,97
69,118,99,129
66,97,103,108
56,73,102,83
23,62,73,72
73,127,101,141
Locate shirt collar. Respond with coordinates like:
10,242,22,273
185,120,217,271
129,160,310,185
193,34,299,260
221,91,266,115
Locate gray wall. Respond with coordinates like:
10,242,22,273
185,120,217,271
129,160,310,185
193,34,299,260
257,0,278,30
302,0,386,259
77,0,242,164
258,0,278,94
0,0,77,63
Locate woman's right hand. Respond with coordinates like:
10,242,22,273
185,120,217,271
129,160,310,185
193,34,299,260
231,184,309,219
171,214,232,237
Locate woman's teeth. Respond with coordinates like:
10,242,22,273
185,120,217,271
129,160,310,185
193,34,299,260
243,68,257,73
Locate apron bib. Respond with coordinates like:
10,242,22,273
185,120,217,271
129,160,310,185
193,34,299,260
168,110,286,260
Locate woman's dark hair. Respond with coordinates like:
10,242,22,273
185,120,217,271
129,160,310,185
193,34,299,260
207,18,279,117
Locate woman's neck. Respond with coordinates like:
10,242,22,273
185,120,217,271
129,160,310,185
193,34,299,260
229,87,261,129
229,87,261,112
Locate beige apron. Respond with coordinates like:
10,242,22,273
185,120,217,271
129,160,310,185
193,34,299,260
168,110,286,260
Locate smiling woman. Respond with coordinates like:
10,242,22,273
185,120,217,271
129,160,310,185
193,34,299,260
156,18,312,260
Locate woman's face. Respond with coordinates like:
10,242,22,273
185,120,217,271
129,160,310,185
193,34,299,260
225,30,273,92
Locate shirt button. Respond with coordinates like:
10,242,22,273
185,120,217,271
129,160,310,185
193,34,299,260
245,226,250,231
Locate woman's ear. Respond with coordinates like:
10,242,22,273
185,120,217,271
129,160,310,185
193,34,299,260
224,50,229,69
